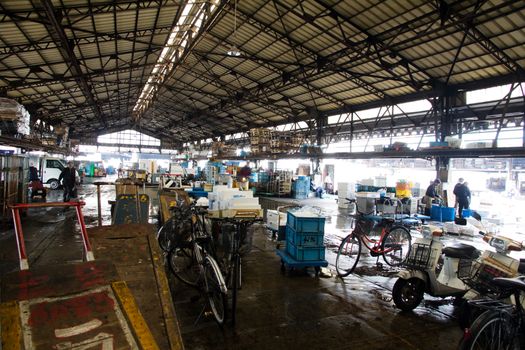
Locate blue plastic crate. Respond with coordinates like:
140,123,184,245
286,241,325,261
286,226,324,247
286,211,325,233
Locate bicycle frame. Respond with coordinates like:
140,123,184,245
354,217,394,254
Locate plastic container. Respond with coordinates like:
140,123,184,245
462,209,472,218
430,205,441,221
286,226,324,247
286,241,326,261
441,207,455,222
286,211,325,233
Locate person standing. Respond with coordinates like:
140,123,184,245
422,179,441,215
29,163,39,181
453,178,465,210
58,161,77,202
456,181,471,218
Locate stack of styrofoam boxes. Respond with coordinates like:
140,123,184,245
337,182,356,209
266,209,287,240
292,176,310,199
285,209,326,261
375,176,387,187
208,185,262,217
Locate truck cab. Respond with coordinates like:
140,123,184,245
41,157,67,189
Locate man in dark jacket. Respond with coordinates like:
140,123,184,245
29,163,39,181
423,179,441,215
453,178,464,210
454,181,471,217
58,161,77,201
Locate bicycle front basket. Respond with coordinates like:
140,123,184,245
403,243,432,269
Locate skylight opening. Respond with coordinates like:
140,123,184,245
133,0,219,117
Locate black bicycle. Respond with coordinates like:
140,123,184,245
458,276,525,350
156,202,193,252
219,216,262,325
167,204,226,325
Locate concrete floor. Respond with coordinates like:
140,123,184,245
171,196,464,350
0,184,470,349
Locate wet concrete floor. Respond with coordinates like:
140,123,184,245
0,185,469,349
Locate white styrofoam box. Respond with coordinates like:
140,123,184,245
361,178,374,186
229,197,260,207
445,136,461,149
337,182,355,191
213,185,231,192
266,210,287,230
444,222,460,234
458,224,477,237
375,176,387,187
355,192,380,198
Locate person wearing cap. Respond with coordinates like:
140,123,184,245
422,179,441,215
58,161,77,202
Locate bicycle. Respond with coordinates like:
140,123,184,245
458,276,525,350
167,203,227,325
219,215,262,325
156,202,192,252
335,198,411,277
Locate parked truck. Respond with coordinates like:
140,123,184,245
39,157,80,189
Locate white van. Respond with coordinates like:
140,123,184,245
40,157,67,189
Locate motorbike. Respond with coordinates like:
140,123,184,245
458,232,525,328
28,179,47,201
392,225,480,311
393,225,525,313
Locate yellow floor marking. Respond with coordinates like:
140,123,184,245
112,281,160,350
1,301,21,350
148,235,185,350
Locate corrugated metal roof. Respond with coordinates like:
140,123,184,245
0,0,524,143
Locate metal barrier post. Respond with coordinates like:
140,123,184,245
96,183,102,226
74,203,94,261
11,207,28,270
9,201,93,270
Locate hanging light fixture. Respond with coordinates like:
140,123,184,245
227,0,241,56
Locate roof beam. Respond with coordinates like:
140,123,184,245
431,0,525,76
310,0,436,90
233,1,386,100
38,0,107,127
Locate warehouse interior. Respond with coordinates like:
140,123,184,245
1,1,525,349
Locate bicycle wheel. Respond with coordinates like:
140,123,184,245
157,217,176,252
204,257,227,325
335,233,362,277
231,253,241,325
167,241,200,287
458,309,520,350
382,226,411,266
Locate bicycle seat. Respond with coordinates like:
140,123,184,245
442,243,479,259
492,276,525,292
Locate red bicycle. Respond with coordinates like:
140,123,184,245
335,199,412,277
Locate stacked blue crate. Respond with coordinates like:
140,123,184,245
292,176,310,199
285,210,325,261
